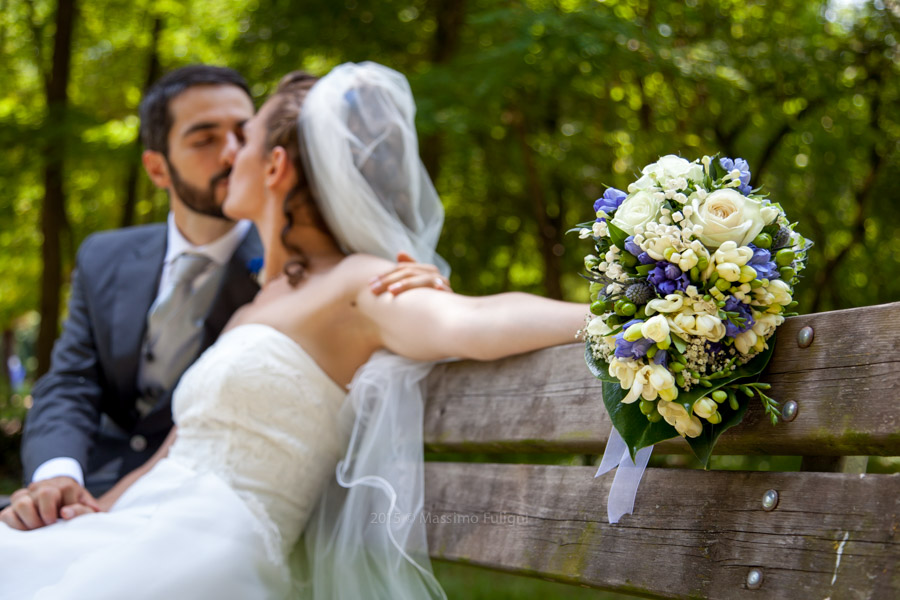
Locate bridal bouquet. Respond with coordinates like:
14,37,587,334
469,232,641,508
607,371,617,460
578,155,811,467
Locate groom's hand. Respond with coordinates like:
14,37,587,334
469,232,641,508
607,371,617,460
0,477,100,530
369,252,451,295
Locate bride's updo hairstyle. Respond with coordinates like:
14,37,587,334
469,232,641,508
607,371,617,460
263,71,326,286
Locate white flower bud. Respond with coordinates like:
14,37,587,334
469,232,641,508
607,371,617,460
692,397,717,419
641,314,670,343
716,262,742,282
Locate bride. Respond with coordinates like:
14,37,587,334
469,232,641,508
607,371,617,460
0,62,586,599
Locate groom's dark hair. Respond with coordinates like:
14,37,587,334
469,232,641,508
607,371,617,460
139,65,251,155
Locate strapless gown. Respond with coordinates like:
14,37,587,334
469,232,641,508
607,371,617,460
0,324,349,600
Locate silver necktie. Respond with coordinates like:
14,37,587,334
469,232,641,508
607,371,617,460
137,252,212,415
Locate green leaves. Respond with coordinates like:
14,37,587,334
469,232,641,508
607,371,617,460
588,336,778,467
606,220,629,251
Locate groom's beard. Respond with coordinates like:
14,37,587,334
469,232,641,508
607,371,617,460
166,159,234,222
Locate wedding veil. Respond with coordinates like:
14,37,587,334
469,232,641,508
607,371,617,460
294,62,449,599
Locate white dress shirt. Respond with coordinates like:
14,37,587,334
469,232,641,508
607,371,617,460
32,215,253,486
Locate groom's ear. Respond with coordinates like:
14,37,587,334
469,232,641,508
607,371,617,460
142,150,172,189
265,146,291,189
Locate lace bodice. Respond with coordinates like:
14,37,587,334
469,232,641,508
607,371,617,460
167,324,348,557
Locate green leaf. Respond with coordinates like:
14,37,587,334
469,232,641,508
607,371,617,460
607,220,629,250
636,263,655,276
603,381,678,461
585,341,617,383
684,337,777,467
670,334,688,354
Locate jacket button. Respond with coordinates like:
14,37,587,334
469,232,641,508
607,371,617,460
130,435,148,452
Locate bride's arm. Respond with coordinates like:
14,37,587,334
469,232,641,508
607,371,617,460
357,287,588,362
94,427,178,511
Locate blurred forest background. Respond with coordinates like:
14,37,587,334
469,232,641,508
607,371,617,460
0,0,898,597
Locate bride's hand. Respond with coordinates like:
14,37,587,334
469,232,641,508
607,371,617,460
369,252,451,295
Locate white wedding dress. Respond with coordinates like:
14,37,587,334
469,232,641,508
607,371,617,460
0,324,350,600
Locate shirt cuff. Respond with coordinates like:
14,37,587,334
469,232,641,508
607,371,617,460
31,457,85,486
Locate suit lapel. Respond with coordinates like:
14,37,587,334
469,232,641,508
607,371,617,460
110,228,166,415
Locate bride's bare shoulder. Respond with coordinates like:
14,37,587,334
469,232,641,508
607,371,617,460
336,253,395,281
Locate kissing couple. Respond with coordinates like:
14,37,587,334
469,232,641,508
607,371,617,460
0,61,587,599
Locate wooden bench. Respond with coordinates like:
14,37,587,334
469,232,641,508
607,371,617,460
422,301,900,599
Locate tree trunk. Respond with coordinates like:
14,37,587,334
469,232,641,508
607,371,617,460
421,0,466,182
36,0,77,377
512,114,563,300
120,16,162,228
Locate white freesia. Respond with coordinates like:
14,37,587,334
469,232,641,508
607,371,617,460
767,279,793,305
647,363,675,391
646,294,684,315
734,329,758,355
657,400,703,438
686,188,768,248
610,190,664,236
641,314,670,343
713,241,753,266
692,397,717,419
621,365,652,404
672,312,726,341
592,220,608,237
609,357,640,389
642,234,679,261
676,248,699,272
716,262,741,282
751,312,784,338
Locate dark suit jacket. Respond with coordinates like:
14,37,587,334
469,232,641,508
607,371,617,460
21,223,261,495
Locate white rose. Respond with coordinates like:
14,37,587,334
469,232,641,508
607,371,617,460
687,188,768,249
627,174,656,193
641,315,670,343
643,155,704,185
610,191,664,236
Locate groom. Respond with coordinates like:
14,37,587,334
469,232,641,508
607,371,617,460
2,65,448,530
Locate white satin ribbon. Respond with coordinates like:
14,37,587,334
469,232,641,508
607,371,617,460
594,429,653,524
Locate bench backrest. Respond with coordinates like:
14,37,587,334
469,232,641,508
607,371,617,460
422,301,900,599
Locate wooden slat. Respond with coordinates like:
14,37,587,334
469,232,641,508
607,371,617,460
424,462,900,599
424,302,900,456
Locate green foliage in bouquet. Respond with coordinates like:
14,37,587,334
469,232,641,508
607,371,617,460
588,338,775,467
578,154,809,467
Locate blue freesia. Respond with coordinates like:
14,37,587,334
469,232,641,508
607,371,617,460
652,350,668,367
594,187,627,218
648,261,690,295
614,319,654,359
624,235,642,257
719,157,753,195
723,296,755,338
746,243,780,280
